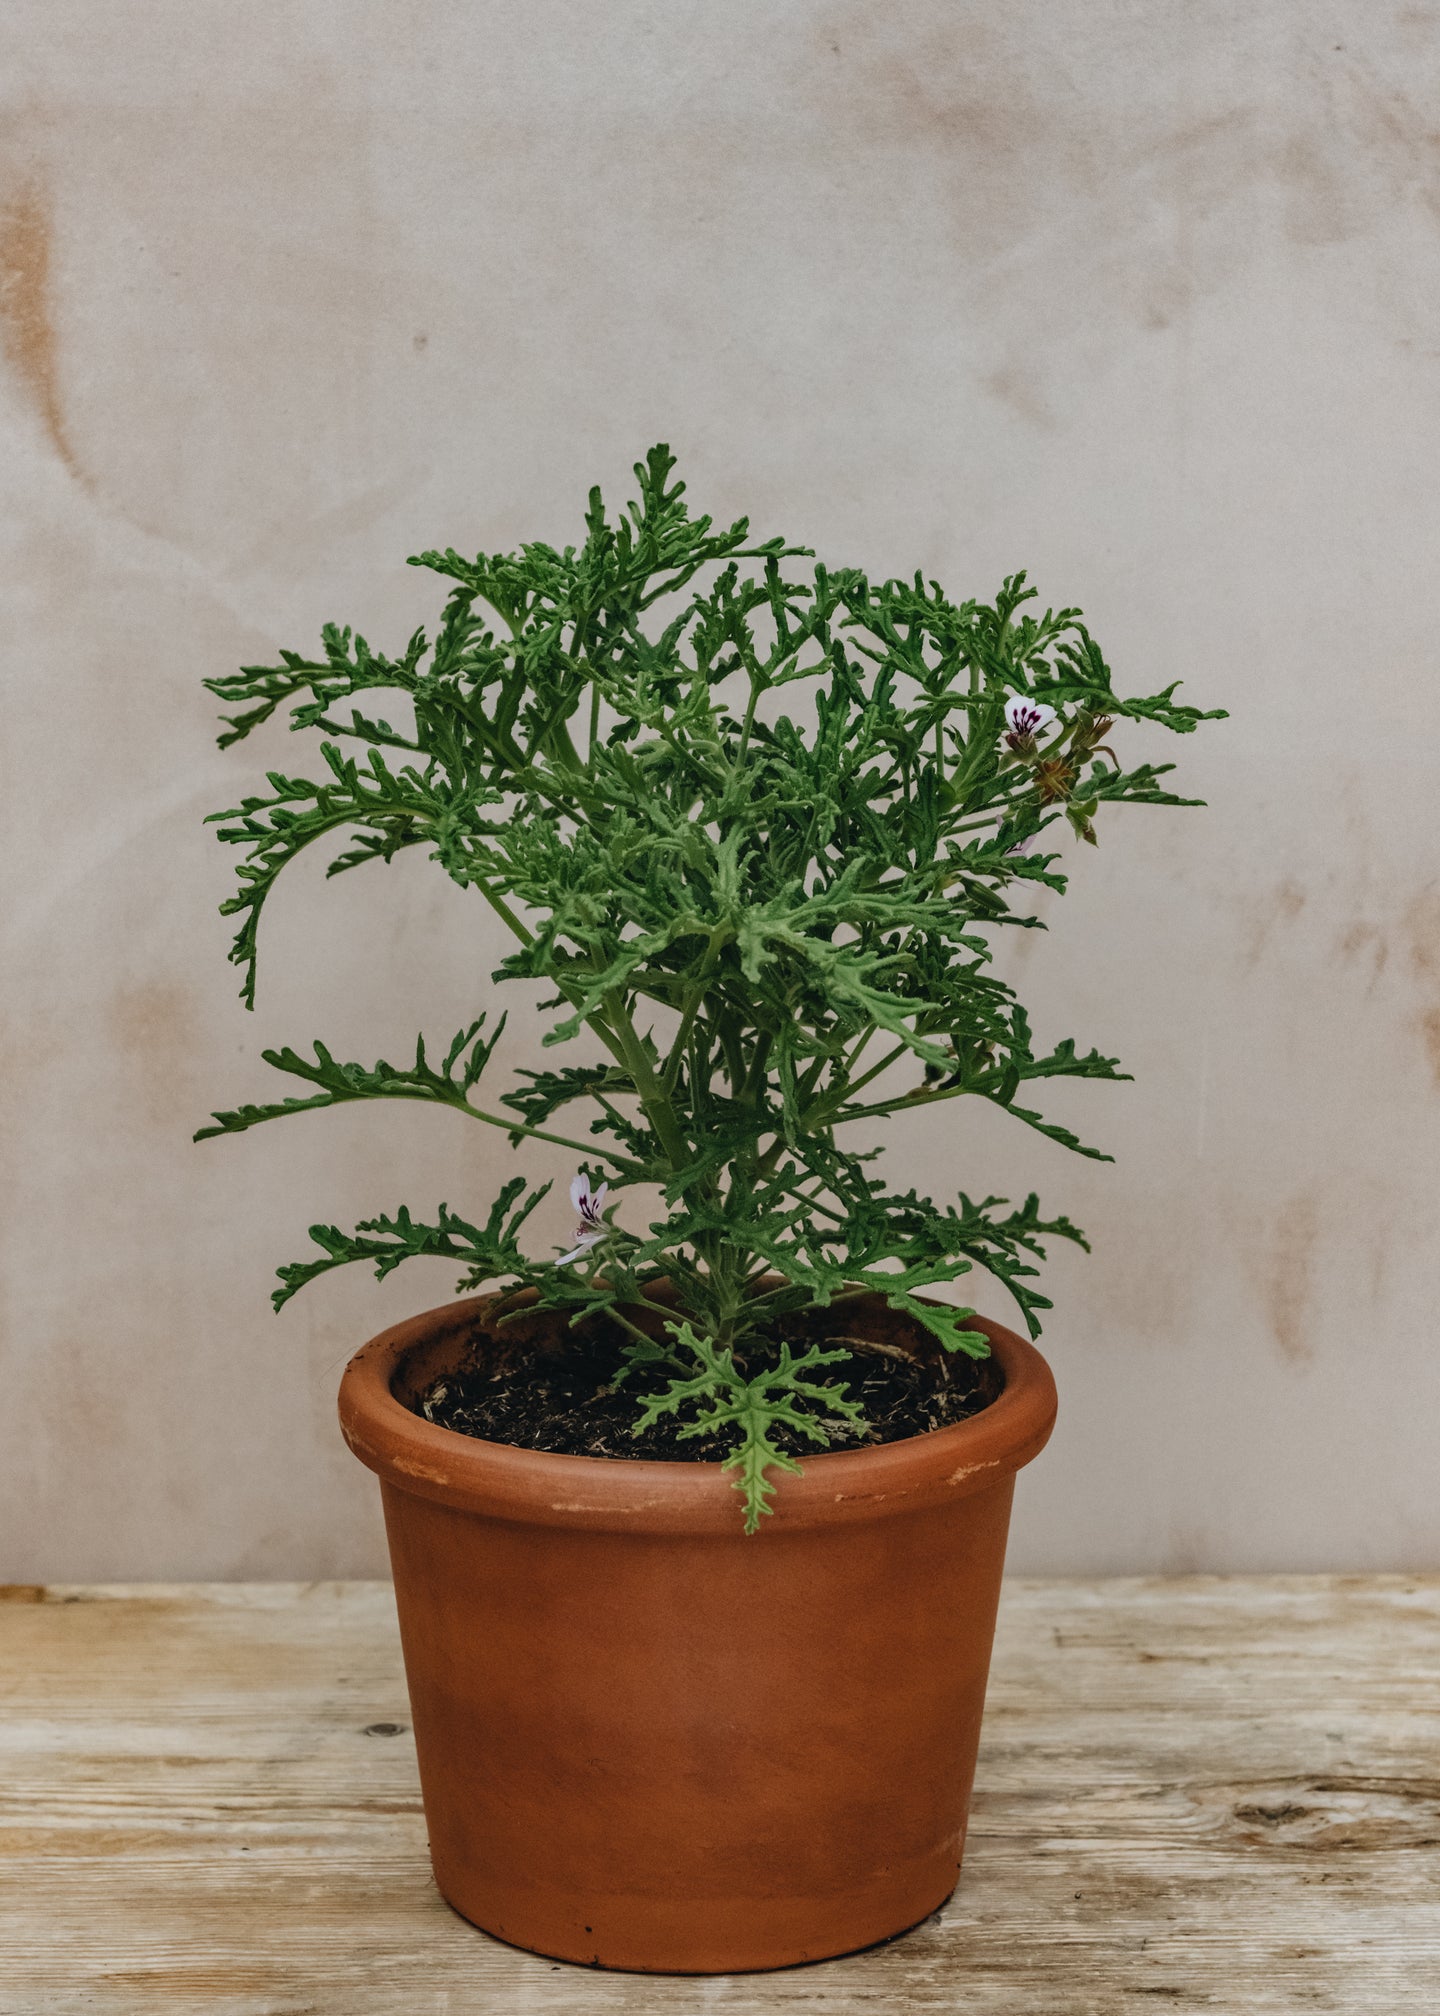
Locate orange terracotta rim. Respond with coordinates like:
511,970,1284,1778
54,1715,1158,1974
339,1293,1058,1535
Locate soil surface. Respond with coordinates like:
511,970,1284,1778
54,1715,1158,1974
412,1297,1001,1463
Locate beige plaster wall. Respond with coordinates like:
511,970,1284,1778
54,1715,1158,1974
2,1,1436,1581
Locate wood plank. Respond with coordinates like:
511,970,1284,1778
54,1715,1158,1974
0,1577,1435,2012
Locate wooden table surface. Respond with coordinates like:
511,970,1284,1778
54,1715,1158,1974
0,1575,1435,2014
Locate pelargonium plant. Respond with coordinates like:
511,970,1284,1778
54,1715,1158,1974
200,447,1222,1529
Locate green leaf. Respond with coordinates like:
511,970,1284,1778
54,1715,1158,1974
271,1181,551,1311
889,1295,990,1358
631,1322,868,1532
195,1018,505,1140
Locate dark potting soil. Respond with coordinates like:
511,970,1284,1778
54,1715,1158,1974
413,1301,1002,1464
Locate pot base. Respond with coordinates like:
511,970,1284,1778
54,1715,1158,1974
437,1873,959,1975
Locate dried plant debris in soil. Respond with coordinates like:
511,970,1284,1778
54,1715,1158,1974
414,1305,1001,1463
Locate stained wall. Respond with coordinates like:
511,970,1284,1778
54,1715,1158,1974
2,1,1436,1578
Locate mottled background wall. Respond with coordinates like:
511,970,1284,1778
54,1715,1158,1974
2,1,1436,1580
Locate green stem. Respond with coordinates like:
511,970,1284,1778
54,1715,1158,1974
603,990,691,1171
471,874,535,945
742,1027,772,1102
661,929,730,1095
795,1021,873,1104
828,1078,974,1126
747,1034,914,1183
453,1100,633,1165
469,872,640,1090
797,1040,909,1133
733,672,762,776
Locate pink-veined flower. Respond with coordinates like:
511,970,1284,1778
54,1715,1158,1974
1003,695,1057,748
557,1172,609,1265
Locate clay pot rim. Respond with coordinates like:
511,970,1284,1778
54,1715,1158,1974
339,1291,1057,1534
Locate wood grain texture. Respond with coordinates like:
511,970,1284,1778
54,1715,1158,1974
0,1576,1435,2012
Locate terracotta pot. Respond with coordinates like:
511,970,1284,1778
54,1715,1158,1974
338,1291,1056,1974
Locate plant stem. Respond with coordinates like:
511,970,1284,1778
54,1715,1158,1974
603,989,691,1171
661,928,730,1095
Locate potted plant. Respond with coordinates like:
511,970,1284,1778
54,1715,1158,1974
200,448,1221,1974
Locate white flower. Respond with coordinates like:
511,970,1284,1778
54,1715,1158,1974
557,1172,610,1266
1004,695,1057,742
